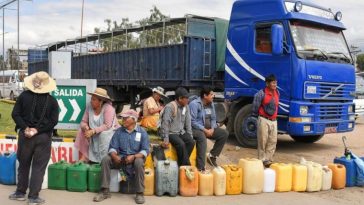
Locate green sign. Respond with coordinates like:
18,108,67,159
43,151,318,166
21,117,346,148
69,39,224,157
51,85,87,124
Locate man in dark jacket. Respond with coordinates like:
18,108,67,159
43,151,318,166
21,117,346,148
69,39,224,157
9,71,59,205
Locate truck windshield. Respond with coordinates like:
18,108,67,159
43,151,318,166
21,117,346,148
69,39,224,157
290,21,352,64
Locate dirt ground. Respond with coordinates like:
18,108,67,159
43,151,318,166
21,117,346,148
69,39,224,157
1,117,363,205
210,117,364,205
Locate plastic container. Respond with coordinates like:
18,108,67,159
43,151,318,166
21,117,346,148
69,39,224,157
0,152,17,185
66,162,89,192
305,162,322,192
321,166,332,191
165,145,197,167
109,169,120,192
198,170,213,196
212,166,226,196
120,176,136,194
238,158,264,194
292,164,307,192
328,163,346,189
155,160,179,196
144,168,154,196
270,163,292,192
88,164,102,193
222,165,242,195
48,160,70,190
334,157,356,187
179,166,198,197
145,154,154,169
263,168,276,193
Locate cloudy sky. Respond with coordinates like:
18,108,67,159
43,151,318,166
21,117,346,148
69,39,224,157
1,0,364,55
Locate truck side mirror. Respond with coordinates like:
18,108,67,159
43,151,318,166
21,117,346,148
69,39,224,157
271,24,284,55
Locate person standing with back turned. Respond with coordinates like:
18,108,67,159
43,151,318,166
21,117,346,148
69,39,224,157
9,71,59,205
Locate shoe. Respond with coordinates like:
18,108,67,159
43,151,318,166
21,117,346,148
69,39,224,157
263,160,272,168
9,192,26,201
135,193,145,204
206,153,218,167
28,197,45,205
93,191,111,202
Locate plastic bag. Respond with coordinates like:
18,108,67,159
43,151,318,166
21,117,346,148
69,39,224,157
352,153,364,186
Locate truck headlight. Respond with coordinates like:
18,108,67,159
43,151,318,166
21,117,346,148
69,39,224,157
348,105,354,113
289,117,312,123
349,115,355,121
300,106,308,115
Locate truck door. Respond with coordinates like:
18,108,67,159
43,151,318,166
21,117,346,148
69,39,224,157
252,22,291,115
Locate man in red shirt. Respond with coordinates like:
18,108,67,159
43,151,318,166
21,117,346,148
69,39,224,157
252,74,279,167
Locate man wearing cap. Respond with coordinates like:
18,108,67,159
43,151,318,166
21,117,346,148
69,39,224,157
10,71,59,205
159,87,195,166
140,86,165,130
94,109,149,204
252,74,279,167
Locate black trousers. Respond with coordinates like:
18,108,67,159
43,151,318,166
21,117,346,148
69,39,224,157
169,133,195,166
192,127,229,170
16,131,52,198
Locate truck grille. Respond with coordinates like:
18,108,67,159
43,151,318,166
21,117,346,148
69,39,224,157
304,82,355,100
318,104,345,121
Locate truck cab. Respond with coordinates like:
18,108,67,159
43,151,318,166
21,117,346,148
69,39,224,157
225,0,355,147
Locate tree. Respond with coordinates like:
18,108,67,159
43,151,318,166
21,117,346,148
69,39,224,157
94,5,186,52
357,54,364,72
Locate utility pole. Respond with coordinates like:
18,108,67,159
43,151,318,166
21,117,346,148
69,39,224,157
17,0,19,71
80,0,85,54
2,8,4,96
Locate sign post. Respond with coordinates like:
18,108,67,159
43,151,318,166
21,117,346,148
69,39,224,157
51,79,96,130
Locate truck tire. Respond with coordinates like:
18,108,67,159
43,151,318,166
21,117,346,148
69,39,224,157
234,104,257,148
290,135,324,143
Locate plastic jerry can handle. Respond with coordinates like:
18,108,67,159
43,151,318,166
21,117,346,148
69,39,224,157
164,159,170,166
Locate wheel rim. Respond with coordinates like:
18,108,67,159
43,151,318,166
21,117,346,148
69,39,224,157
242,116,258,140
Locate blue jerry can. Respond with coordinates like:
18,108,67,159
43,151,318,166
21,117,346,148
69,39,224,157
0,152,17,185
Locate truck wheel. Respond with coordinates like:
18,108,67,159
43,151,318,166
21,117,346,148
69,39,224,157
290,135,324,143
10,91,15,101
234,104,257,148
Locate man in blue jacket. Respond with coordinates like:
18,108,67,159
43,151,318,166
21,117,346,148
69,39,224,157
189,87,228,171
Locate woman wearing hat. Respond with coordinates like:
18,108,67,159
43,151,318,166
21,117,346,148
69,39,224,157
10,71,59,204
74,87,120,163
140,86,166,130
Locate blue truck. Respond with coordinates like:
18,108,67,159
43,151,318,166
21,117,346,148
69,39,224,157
28,0,355,147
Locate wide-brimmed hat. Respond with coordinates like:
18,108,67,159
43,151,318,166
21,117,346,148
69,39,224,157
87,88,112,101
152,86,166,97
119,109,139,121
24,71,57,94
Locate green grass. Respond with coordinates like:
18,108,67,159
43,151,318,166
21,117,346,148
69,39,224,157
0,101,77,137
0,101,16,135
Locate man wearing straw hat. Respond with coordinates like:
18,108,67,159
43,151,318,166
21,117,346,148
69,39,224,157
9,71,59,205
